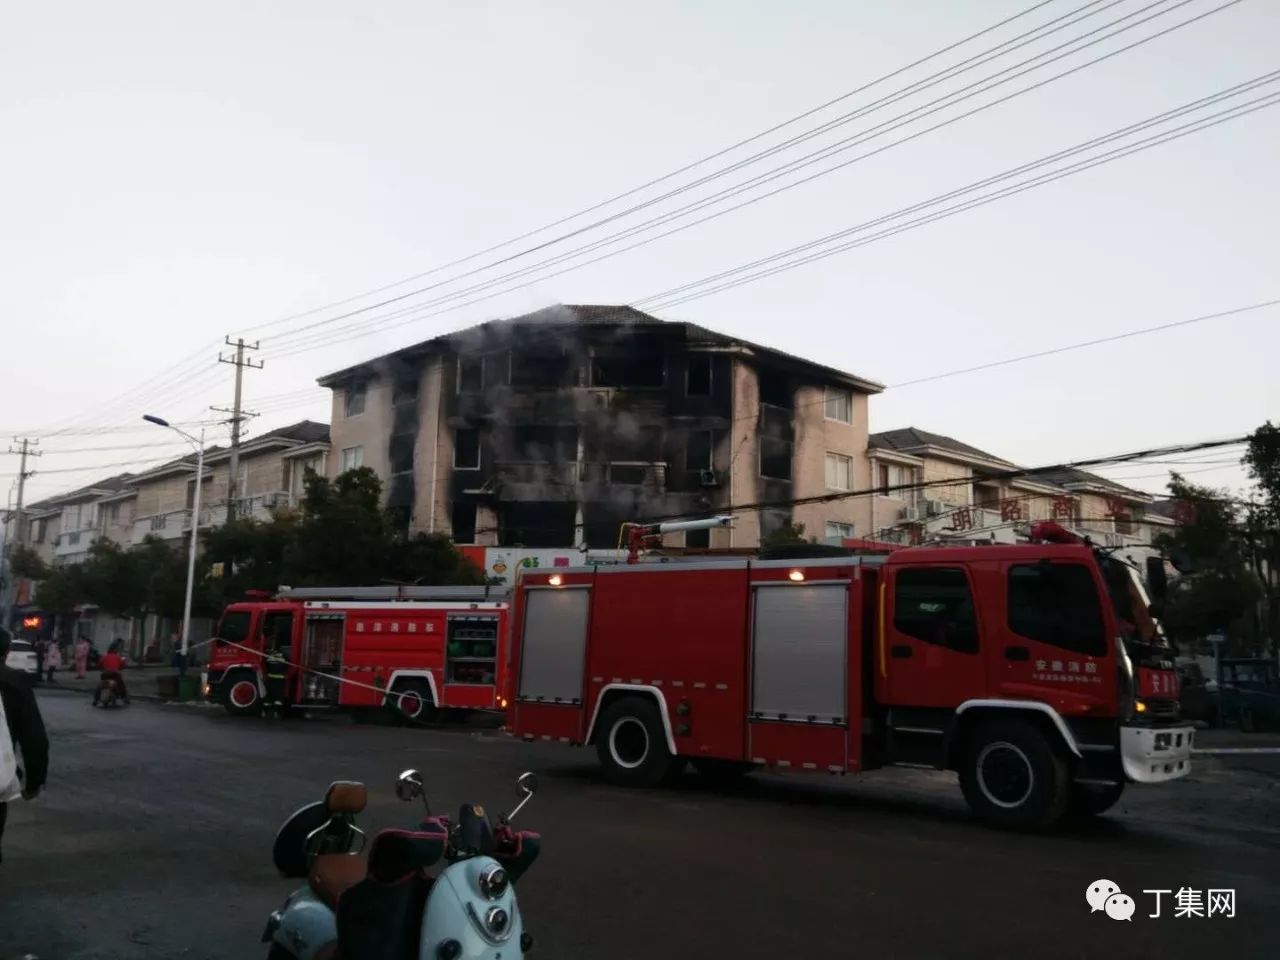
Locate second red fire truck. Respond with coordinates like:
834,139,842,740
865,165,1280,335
507,521,1193,829
203,585,510,722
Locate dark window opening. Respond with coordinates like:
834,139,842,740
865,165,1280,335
458,356,483,393
510,348,573,389
760,436,792,480
389,434,414,473
1007,563,1106,656
685,526,710,549
758,369,792,409
686,356,712,396
592,349,665,388
609,464,647,485
894,567,979,654
393,375,419,404
454,428,481,469
686,430,713,471
344,381,367,417
451,501,477,544
512,425,577,463
501,502,576,547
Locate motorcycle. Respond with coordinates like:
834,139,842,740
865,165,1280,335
263,769,540,960
97,676,125,709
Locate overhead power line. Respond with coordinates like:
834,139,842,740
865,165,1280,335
234,0,1067,340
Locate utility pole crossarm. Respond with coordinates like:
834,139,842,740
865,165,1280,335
217,337,263,523
6,438,42,548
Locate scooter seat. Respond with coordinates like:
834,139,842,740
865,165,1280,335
309,853,367,910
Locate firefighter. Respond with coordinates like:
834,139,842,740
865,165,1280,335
262,647,289,720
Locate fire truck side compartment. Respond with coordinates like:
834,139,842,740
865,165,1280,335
749,582,849,724
517,586,590,704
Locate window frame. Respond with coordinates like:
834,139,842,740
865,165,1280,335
340,445,364,472
1006,561,1108,657
824,451,852,491
759,436,793,481
892,565,981,654
824,386,852,424
457,355,484,394
453,428,481,470
685,355,713,396
344,381,367,419
825,520,854,539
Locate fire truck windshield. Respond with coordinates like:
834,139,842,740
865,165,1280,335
1099,555,1168,648
217,610,252,646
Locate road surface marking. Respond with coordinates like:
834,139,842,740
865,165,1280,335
1193,747,1280,755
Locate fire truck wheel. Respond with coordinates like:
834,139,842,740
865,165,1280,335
1067,781,1125,818
389,681,437,725
596,697,679,788
959,720,1069,830
222,672,262,717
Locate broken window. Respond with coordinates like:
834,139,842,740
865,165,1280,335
758,369,792,409
451,501,477,544
591,346,664,388
393,374,419,404
344,382,367,418
760,436,792,481
686,355,712,396
501,502,575,547
510,347,572,388
685,526,710,549
686,430,713,471
454,428,481,470
512,426,577,462
609,464,648,485
458,356,483,393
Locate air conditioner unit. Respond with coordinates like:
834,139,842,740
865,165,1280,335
900,504,923,522
699,469,721,488
925,499,947,517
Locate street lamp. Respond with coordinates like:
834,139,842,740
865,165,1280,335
143,415,204,678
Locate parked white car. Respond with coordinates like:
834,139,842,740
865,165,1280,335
4,638,39,674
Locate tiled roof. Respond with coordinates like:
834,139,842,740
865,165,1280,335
869,427,1010,464
317,304,884,393
1032,466,1148,499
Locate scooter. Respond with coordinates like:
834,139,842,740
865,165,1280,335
263,769,540,960
96,676,125,709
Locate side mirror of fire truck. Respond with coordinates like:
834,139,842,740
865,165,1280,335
1145,556,1169,602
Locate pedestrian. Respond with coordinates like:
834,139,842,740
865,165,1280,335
33,639,45,685
1,626,50,865
74,637,90,679
44,643,62,683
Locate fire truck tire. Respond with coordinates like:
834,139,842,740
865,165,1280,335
596,697,680,788
388,681,437,725
222,672,262,717
1067,781,1125,818
958,720,1069,830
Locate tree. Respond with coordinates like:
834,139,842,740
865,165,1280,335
1155,473,1262,654
79,539,146,618
8,545,51,581
386,533,487,586
1242,421,1280,654
200,514,300,611
288,468,393,585
760,520,810,548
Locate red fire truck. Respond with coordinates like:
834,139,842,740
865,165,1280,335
203,585,511,722
507,522,1193,828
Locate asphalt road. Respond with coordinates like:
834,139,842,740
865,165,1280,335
4,693,1279,960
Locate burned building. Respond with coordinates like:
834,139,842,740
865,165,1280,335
318,305,883,548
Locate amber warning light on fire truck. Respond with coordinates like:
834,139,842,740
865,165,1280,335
204,585,511,724
507,540,1193,830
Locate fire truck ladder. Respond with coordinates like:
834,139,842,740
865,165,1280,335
276,585,511,602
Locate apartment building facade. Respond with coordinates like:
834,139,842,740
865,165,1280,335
320,305,883,549
867,427,1173,554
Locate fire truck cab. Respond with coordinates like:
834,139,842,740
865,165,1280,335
204,585,510,722
508,534,1193,828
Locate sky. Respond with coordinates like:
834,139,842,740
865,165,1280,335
2,0,1277,506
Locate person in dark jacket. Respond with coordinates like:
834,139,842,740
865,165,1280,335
1,626,50,865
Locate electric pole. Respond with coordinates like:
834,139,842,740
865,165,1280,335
215,337,262,523
6,437,41,547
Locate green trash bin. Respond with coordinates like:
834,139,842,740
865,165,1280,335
178,675,201,702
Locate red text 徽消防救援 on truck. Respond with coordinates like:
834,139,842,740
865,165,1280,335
203,585,511,723
507,522,1192,829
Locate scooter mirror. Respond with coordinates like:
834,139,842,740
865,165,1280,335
396,769,424,802
517,772,538,796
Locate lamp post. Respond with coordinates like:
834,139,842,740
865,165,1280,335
143,415,204,678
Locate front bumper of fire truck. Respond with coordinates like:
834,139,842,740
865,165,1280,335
1119,723,1194,783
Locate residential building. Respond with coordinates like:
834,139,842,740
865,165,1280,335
867,427,1167,556
319,305,883,548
